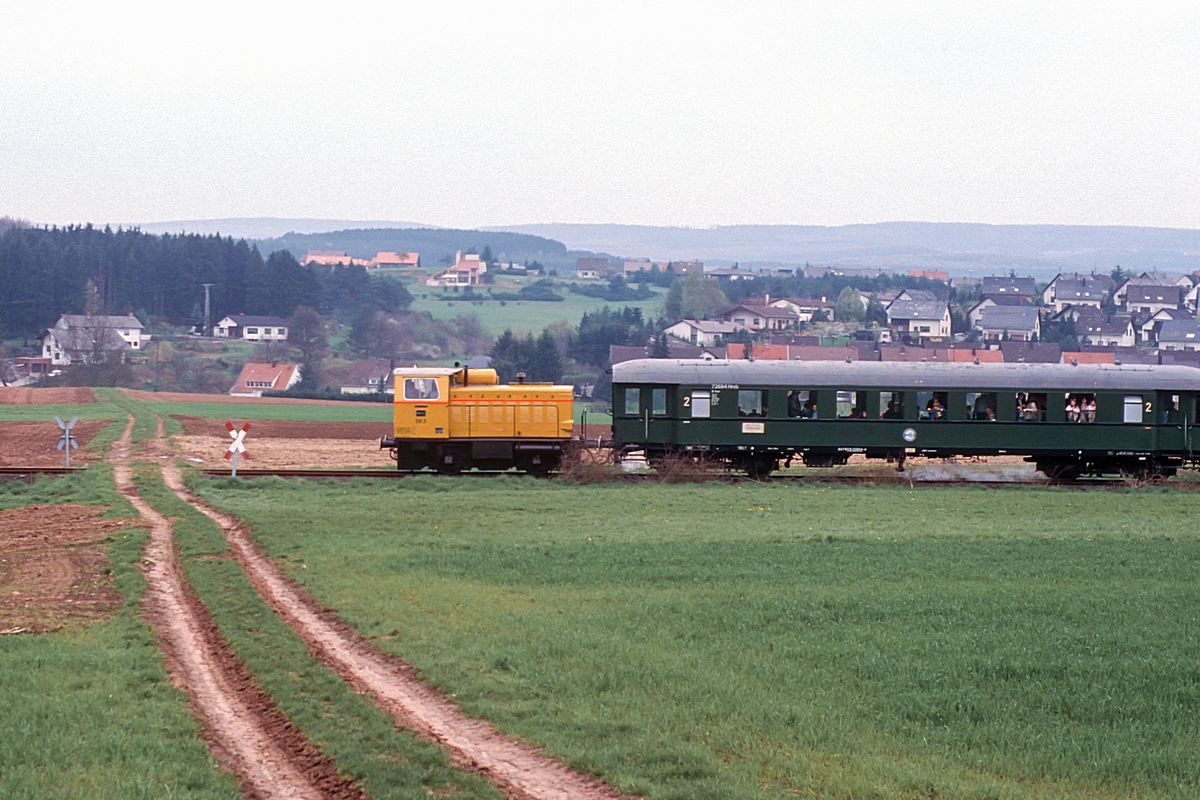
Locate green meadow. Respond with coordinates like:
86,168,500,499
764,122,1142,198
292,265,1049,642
409,284,665,337
0,468,239,799
193,477,1200,800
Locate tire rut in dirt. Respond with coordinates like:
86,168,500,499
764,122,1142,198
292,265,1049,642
162,461,634,800
110,417,365,800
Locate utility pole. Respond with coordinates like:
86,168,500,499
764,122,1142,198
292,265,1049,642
201,283,213,337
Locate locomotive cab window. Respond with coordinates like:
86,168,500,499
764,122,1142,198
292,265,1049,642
403,378,440,400
1065,393,1096,423
787,390,816,419
966,392,998,421
737,389,767,417
879,391,905,419
689,390,711,418
652,388,667,416
624,387,640,415
1124,395,1144,424
1016,392,1047,422
836,391,867,419
918,391,948,421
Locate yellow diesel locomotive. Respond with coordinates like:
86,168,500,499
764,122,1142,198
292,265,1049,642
380,365,574,473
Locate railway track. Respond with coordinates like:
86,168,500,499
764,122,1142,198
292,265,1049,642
0,465,86,482
191,465,1155,488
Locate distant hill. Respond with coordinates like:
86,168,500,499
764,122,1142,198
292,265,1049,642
487,223,1200,279
125,217,434,239
253,227,610,270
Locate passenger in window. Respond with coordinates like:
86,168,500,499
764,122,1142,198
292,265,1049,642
1022,398,1040,421
787,393,803,417
982,406,996,421
928,397,945,421
1015,393,1027,420
881,398,901,419
1066,397,1080,422
1163,399,1180,424
803,401,818,419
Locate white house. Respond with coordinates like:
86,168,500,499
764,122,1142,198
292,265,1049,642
885,291,951,340
975,306,1041,342
769,297,834,323
214,315,289,342
427,251,488,286
229,362,301,397
40,313,147,366
1078,316,1136,347
1157,320,1200,351
663,319,744,346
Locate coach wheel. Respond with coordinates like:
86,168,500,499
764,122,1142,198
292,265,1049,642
743,455,777,479
1037,460,1080,482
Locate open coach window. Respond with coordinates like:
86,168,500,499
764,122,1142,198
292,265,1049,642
1016,392,1047,422
879,391,905,419
918,391,948,421
967,392,997,421
1065,393,1096,423
836,391,867,419
787,390,816,419
403,378,439,400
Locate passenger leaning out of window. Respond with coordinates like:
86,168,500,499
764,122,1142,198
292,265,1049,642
1065,397,1081,422
1022,398,1041,421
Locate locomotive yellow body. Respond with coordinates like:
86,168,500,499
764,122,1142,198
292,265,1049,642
382,365,574,473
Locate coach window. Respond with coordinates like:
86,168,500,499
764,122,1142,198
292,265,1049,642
738,389,767,417
787,390,816,419
1065,393,1096,423
837,391,867,419
652,388,668,416
879,391,905,419
690,390,711,418
966,392,998,421
1016,392,1047,422
918,391,948,421
1124,395,1144,423
1163,394,1181,424
624,387,640,416
404,378,440,400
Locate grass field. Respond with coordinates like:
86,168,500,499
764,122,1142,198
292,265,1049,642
193,477,1200,800
132,470,500,800
0,468,239,799
0,401,123,422
409,286,665,337
137,400,393,423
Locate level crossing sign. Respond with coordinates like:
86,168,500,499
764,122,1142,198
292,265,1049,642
55,415,79,468
224,422,251,476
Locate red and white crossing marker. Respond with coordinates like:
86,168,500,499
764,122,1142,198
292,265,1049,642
224,421,251,476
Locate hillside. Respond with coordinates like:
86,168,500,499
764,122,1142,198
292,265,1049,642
488,222,1200,278
253,227,608,271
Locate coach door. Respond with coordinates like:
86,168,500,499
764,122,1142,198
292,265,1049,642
401,376,450,439
1157,391,1189,454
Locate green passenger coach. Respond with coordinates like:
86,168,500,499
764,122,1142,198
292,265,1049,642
611,359,1200,479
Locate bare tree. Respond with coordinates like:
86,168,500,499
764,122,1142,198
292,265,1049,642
286,306,329,364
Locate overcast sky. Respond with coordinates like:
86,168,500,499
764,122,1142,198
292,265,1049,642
3,2,1198,230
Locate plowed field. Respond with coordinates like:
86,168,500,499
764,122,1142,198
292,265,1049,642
0,419,112,466
0,504,129,633
0,387,96,404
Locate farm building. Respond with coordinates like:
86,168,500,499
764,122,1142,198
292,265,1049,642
214,315,289,342
229,362,301,397
40,313,147,366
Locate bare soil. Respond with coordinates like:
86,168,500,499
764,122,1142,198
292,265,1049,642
115,418,367,800
0,387,96,405
173,436,396,470
0,504,128,634
164,461,634,800
124,388,389,407
0,419,112,467
173,416,391,440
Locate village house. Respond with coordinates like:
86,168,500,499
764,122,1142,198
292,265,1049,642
663,319,744,346
1156,320,1200,351
214,315,289,342
339,359,410,395
725,343,859,361
967,296,1027,328
1078,315,1136,347
981,276,1037,303
304,250,354,266
229,362,301,397
884,290,951,340
1138,308,1192,344
1124,285,1182,316
427,252,487,286
974,305,1041,342
719,305,800,332
575,257,612,278
1112,272,1176,307
768,296,835,323
1041,273,1111,311
40,313,147,366
907,269,950,282
368,252,420,268
667,260,704,276
609,343,726,364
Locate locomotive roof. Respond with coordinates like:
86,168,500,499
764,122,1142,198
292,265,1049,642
612,358,1200,392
